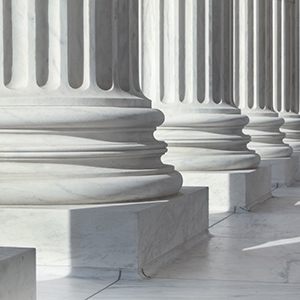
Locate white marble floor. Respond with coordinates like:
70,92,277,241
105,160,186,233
37,182,300,299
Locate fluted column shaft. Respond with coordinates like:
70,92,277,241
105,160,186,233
141,0,260,171
273,0,300,150
233,0,292,158
0,0,182,204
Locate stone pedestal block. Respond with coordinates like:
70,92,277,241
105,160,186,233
182,167,272,212
0,187,208,278
0,247,36,300
293,151,300,175
260,154,299,185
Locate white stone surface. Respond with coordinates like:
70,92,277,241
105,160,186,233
181,166,271,212
37,273,119,300
156,113,260,171
0,187,208,277
0,247,36,300
0,0,183,205
280,113,300,151
140,0,260,171
242,113,292,158
260,154,299,185
155,236,300,283
90,279,300,300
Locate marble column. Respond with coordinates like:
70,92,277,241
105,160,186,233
141,0,260,171
233,0,293,158
274,0,300,151
0,0,182,204
141,0,272,212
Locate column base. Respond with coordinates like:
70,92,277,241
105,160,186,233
0,247,36,300
280,112,300,151
181,167,272,212
0,187,208,279
260,154,299,185
0,105,183,205
157,110,260,171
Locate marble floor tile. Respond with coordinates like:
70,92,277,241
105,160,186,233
209,211,235,227
152,236,300,283
272,184,300,198
95,279,300,300
209,212,300,239
37,277,117,300
37,268,120,300
250,196,300,213
209,193,300,240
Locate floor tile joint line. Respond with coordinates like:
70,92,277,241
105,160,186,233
84,270,122,300
209,206,236,229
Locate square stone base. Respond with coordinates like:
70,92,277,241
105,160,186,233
0,247,36,300
0,187,208,278
260,154,299,185
292,151,300,177
181,166,272,212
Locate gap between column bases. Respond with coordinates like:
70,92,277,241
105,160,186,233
259,153,300,186
181,166,272,213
